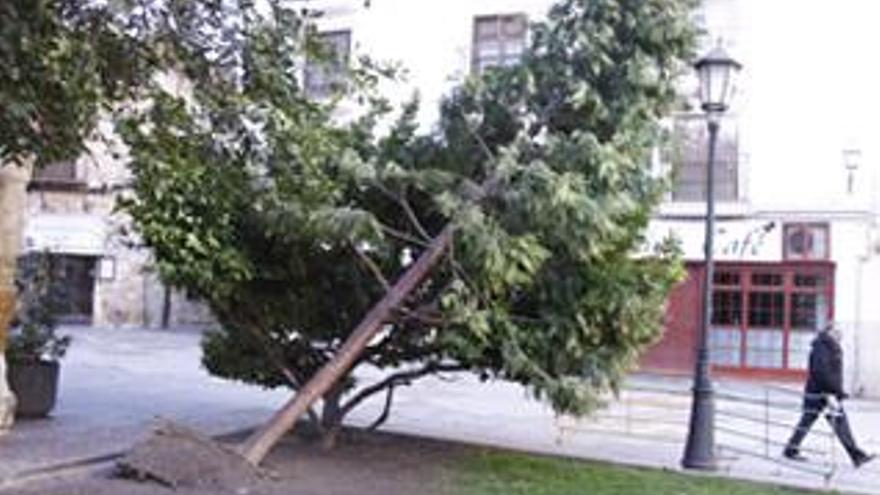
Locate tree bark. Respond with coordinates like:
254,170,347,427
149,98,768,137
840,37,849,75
161,286,171,329
238,225,454,465
0,163,31,433
319,422,343,451
318,382,344,450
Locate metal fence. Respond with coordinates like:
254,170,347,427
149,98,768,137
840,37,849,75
553,380,878,480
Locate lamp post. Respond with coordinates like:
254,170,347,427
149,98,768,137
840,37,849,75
682,44,741,470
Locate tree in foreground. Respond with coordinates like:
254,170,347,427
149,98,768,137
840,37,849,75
119,0,697,464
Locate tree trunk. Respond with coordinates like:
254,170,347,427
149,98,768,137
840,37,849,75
161,286,171,329
238,225,453,465
320,423,344,451
0,163,31,433
319,383,344,450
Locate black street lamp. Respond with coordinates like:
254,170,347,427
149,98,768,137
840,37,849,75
682,44,741,470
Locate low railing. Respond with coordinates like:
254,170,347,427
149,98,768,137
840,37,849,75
553,380,880,480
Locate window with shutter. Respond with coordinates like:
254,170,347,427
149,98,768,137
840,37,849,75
669,114,739,202
472,14,527,75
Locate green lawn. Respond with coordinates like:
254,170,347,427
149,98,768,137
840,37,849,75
453,450,822,495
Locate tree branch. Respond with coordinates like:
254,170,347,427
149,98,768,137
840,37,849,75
366,383,396,431
398,190,431,241
391,304,445,327
371,182,432,242
339,363,467,417
351,243,391,291
378,223,431,248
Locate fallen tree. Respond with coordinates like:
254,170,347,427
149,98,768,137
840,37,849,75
117,0,699,468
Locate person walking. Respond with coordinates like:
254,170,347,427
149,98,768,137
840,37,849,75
783,324,874,467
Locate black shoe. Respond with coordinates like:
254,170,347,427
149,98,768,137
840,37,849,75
783,449,807,462
854,454,875,468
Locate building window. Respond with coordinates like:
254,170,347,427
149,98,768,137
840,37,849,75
472,14,527,75
783,223,829,260
669,114,738,202
708,264,833,372
30,161,82,187
304,30,352,98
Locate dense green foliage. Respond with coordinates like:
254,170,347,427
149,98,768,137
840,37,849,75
0,0,149,167
453,450,814,495
117,0,695,440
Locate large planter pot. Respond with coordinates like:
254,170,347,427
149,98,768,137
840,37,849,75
7,360,60,418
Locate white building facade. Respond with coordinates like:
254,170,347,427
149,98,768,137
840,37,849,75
23,132,212,329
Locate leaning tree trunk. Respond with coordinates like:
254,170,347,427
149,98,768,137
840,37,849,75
238,226,453,465
0,163,31,433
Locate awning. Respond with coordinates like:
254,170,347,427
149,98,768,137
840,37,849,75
24,214,106,256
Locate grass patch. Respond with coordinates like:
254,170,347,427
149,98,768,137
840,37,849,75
452,450,820,495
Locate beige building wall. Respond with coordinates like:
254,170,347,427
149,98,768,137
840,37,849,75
24,136,214,329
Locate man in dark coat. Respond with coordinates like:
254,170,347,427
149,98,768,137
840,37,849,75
783,324,874,467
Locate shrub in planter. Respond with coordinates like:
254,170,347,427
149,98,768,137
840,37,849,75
5,253,71,418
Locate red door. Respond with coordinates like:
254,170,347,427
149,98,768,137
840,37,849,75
640,263,702,374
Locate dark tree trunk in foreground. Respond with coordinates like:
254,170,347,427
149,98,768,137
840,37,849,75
239,226,453,465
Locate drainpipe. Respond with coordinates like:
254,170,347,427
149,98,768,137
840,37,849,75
853,221,875,397
0,163,31,433
854,253,866,397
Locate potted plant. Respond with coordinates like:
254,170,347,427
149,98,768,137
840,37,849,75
5,253,71,418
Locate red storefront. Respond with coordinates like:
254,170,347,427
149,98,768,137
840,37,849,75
641,260,834,379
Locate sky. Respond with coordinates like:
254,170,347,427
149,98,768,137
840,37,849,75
727,0,880,210
330,0,880,211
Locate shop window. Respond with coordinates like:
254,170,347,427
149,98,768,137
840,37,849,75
788,274,829,370
712,290,742,326
784,223,829,260
713,270,740,286
709,265,833,372
794,273,827,288
751,272,782,286
745,329,784,368
709,270,742,366
747,291,784,327
709,328,741,366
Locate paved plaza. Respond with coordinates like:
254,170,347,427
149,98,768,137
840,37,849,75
1,326,879,493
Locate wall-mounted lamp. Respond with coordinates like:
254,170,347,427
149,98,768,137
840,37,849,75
843,148,862,195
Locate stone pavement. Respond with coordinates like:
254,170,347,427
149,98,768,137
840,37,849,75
1,325,879,493
0,326,289,484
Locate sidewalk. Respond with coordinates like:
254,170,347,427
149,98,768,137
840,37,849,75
0,326,289,483
1,326,879,493
353,369,880,494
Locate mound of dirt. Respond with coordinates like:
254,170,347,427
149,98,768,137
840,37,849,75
117,421,266,493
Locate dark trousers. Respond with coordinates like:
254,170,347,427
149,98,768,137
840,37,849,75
785,396,867,463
